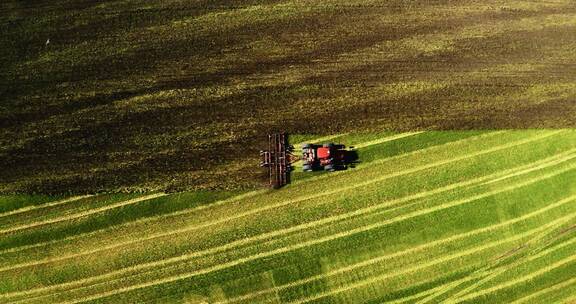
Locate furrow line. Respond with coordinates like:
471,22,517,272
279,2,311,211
455,250,576,303
0,195,93,219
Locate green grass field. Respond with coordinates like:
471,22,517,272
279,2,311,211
1,0,575,192
0,130,575,303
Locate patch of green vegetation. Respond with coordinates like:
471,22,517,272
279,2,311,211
1,131,575,303
1,0,575,193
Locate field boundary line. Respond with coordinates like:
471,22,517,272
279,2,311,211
217,194,576,304
0,195,93,219
293,133,350,146
510,276,576,304
353,132,425,149
455,248,576,303
5,147,575,274
8,164,575,303
0,193,166,235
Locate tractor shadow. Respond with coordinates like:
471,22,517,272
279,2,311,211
331,147,360,171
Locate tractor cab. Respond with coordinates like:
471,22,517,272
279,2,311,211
302,143,352,172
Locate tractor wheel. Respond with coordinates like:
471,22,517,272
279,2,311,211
323,143,334,148
324,164,335,172
303,164,313,172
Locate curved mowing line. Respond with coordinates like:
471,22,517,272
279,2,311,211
390,275,477,304
455,250,576,303
510,276,576,304
287,216,576,304
0,193,167,235
64,211,576,304
430,223,576,304
217,194,576,304
7,163,575,303
0,131,449,256
0,195,93,219
4,147,575,274
415,277,470,304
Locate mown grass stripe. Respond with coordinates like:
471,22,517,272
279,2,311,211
0,196,93,219
7,162,574,304
64,211,576,304
510,276,576,304
353,132,425,149
218,194,576,304
455,249,576,303
0,194,166,235
5,146,574,274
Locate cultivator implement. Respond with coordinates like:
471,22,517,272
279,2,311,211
260,133,295,188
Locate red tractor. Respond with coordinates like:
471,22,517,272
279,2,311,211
302,143,351,172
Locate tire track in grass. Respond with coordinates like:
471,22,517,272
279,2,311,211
4,147,575,274
422,236,576,303
388,276,477,304
62,211,576,304
8,161,575,304
421,220,576,304
510,276,576,304
0,132,563,275
218,194,576,304
0,195,93,219
287,216,576,304
0,131,436,256
0,193,167,235
454,248,576,303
